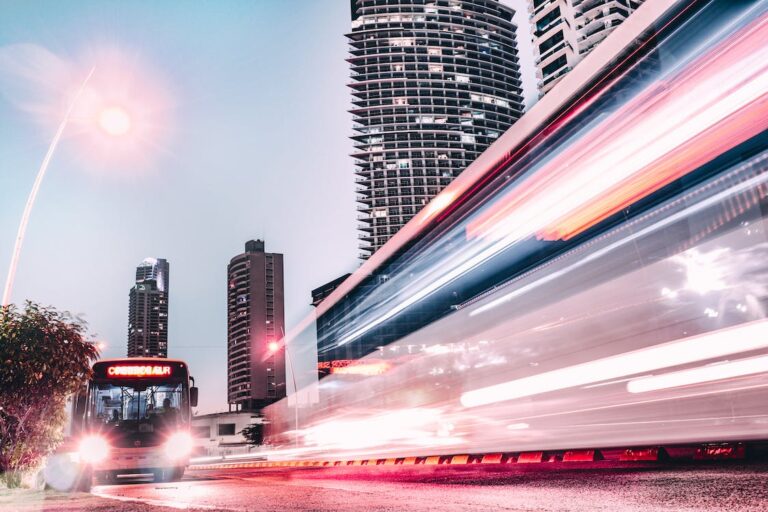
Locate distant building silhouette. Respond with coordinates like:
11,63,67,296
227,240,286,412
127,258,169,358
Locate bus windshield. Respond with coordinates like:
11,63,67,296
88,381,187,434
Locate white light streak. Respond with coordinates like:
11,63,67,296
335,227,525,346
2,67,95,307
627,355,768,393
469,172,768,317
460,319,768,408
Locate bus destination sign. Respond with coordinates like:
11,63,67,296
107,365,172,377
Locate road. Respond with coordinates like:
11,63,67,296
27,461,765,511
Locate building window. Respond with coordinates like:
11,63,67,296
543,55,568,76
218,423,236,436
389,37,414,47
539,30,564,55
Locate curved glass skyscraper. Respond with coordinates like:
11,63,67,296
348,0,525,257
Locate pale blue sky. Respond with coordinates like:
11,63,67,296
0,1,536,413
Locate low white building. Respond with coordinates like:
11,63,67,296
191,411,262,458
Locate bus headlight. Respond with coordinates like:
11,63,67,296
78,435,110,464
164,431,194,459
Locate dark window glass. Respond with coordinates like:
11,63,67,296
218,423,236,436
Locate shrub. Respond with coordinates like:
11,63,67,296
240,423,264,446
0,302,98,487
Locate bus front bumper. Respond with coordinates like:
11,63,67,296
92,446,188,473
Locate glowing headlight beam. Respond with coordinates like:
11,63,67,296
627,354,768,394
460,319,768,408
1,67,95,308
77,433,110,464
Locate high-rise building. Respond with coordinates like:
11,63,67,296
127,258,170,358
227,240,286,412
531,0,645,95
349,0,525,257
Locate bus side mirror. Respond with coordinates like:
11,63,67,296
190,386,198,408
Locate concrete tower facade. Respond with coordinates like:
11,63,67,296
349,0,525,257
227,240,286,411
127,258,170,358
531,0,645,95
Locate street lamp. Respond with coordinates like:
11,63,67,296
2,48,171,309
98,106,132,136
278,327,300,448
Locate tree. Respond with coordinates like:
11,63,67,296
240,423,264,446
0,302,98,487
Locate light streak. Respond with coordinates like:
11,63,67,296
565,415,768,429
335,232,515,346
2,67,95,308
501,383,768,425
469,171,768,316
676,249,729,294
335,13,768,346
331,361,390,376
627,355,768,394
466,14,768,244
460,320,768,408
261,2,768,460
419,190,456,224
301,408,445,450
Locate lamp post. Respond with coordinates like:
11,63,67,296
279,327,300,448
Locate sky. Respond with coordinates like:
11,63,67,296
0,0,537,414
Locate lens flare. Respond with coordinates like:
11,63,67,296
78,434,110,464
164,431,194,459
98,106,131,136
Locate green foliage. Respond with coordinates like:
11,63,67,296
0,302,98,486
240,423,264,446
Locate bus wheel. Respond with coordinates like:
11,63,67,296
171,466,185,481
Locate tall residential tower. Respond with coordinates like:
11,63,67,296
531,0,645,95
349,0,525,257
227,240,286,412
127,258,170,358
